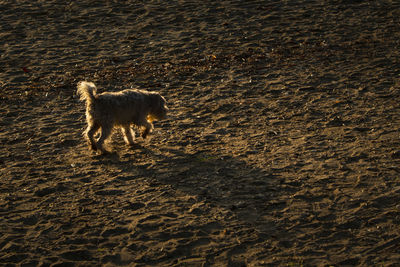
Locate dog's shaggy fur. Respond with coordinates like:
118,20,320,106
77,81,168,153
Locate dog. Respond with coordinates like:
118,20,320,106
77,81,168,153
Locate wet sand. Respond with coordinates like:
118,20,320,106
1,1,400,266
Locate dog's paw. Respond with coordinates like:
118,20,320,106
141,130,150,139
128,143,143,150
98,149,111,155
90,144,97,151
87,141,97,151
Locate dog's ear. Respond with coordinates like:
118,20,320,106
149,93,161,109
150,93,166,110
159,95,167,108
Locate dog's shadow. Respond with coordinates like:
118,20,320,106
95,142,280,232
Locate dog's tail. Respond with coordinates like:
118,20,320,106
77,81,97,104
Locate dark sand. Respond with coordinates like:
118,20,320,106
1,1,400,266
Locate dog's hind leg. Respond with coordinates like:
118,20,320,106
85,123,100,151
96,125,112,153
121,125,135,145
130,126,136,142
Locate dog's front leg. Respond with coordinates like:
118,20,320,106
121,125,135,145
141,121,154,139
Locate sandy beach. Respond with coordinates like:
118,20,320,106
1,1,400,266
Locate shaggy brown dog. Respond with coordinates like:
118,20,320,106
77,81,168,153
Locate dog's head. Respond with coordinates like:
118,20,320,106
148,93,168,121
